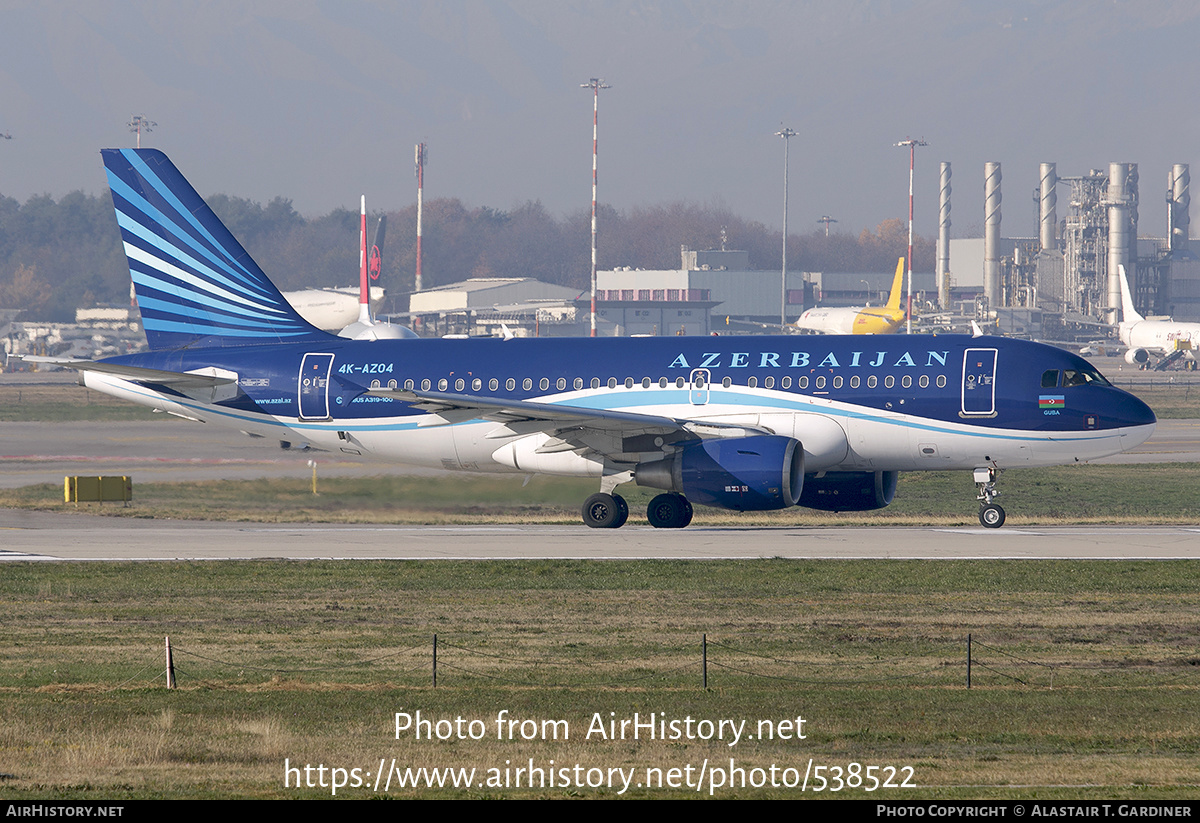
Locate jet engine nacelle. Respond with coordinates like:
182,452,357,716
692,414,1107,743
1124,347,1150,365
798,470,899,512
635,434,805,511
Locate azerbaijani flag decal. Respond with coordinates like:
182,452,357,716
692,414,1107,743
1039,395,1065,409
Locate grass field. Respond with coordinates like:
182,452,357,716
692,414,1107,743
2,560,1200,799
3,462,1198,526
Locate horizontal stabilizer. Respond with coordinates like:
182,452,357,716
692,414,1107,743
17,356,237,388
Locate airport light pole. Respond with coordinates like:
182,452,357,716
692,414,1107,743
776,127,797,329
128,115,156,149
582,78,610,337
818,215,838,236
895,137,927,334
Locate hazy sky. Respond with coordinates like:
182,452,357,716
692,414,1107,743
1,0,1197,252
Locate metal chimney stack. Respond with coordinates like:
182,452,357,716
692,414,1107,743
1170,164,1190,251
984,162,1002,305
1106,162,1136,318
1039,163,1057,251
938,162,951,308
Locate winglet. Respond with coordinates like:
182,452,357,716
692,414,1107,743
884,256,906,312
1117,265,1145,324
102,149,332,350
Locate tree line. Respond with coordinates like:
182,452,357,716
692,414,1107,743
0,189,932,321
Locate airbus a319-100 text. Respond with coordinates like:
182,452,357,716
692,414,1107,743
32,150,1156,529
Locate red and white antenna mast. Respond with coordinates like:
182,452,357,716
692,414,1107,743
581,78,610,337
414,143,426,293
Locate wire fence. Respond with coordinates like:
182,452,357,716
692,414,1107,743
98,633,1200,692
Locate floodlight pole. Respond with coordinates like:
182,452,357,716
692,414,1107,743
582,78,610,337
128,115,156,149
776,127,797,329
415,143,426,293
895,137,927,334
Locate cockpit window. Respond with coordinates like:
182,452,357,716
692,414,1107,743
1041,369,1060,388
1062,366,1111,388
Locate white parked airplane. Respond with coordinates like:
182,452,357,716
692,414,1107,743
1118,265,1199,367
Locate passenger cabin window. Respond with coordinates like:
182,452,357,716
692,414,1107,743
676,377,686,388
867,376,877,389
488,378,497,391
422,379,431,390
748,376,758,388
540,378,550,391
455,378,465,391
506,378,516,391
782,376,792,389
473,378,482,391
849,376,859,389
764,376,775,389
722,377,732,388
523,378,533,391
404,379,414,390
608,377,618,389
641,377,651,388
591,377,601,389
557,377,567,390
439,378,448,391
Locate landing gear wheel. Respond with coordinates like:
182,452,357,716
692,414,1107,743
677,496,693,528
647,493,692,529
979,503,1006,529
583,493,627,529
612,494,629,528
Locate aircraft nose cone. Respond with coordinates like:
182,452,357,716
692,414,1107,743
1116,391,1157,428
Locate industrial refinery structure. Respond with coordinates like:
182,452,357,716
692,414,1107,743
944,161,1199,332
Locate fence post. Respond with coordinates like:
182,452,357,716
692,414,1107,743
967,633,971,689
702,634,708,689
165,636,176,689
432,633,437,688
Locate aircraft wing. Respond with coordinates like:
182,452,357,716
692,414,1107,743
366,387,769,454
15,356,237,388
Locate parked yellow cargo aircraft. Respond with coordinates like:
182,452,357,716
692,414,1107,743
795,257,906,335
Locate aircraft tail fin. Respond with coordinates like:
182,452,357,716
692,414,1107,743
102,148,331,350
884,256,906,312
1117,265,1145,324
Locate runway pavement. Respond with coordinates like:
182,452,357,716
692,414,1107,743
1,511,1198,560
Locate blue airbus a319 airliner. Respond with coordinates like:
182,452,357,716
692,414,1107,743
34,150,1156,529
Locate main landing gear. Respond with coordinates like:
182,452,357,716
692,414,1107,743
973,466,1005,529
581,491,695,529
